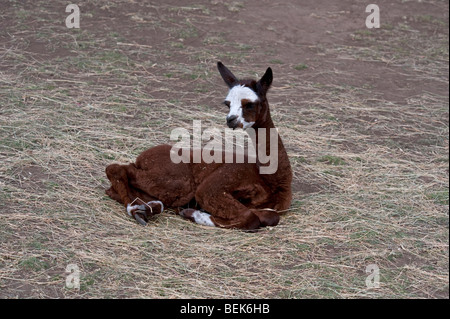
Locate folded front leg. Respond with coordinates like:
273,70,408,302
194,175,261,230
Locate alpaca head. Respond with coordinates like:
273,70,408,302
217,62,273,129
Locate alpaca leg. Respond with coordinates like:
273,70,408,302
105,163,133,206
179,207,260,230
194,181,261,230
179,208,215,227
126,200,164,226
105,186,121,203
210,210,260,230
251,209,280,227
105,163,163,225
187,173,262,230
106,183,159,206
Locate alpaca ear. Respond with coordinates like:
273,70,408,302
257,67,273,94
217,61,238,88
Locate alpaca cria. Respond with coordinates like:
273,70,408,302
105,62,292,230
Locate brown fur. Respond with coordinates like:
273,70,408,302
105,62,292,230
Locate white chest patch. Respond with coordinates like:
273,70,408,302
225,85,259,128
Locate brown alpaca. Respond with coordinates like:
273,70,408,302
105,62,292,230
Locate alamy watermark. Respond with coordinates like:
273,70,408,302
65,4,380,30
170,121,279,175
65,4,80,29
366,4,380,29
365,264,380,289
65,263,80,290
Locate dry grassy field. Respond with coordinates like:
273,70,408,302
0,0,448,298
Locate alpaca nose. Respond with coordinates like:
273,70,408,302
227,115,238,128
227,115,238,124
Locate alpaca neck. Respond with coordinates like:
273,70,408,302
251,111,291,187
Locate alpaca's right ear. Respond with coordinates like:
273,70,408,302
257,67,273,95
217,62,238,88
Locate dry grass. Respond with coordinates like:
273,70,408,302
0,0,448,298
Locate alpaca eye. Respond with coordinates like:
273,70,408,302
245,102,255,110
224,101,230,108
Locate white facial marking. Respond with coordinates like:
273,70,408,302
225,85,258,128
192,210,215,227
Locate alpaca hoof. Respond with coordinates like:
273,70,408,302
134,212,148,226
126,201,164,226
126,204,149,226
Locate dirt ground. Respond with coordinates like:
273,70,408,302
0,0,448,298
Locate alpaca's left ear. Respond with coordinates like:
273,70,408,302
217,61,238,88
257,67,273,95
